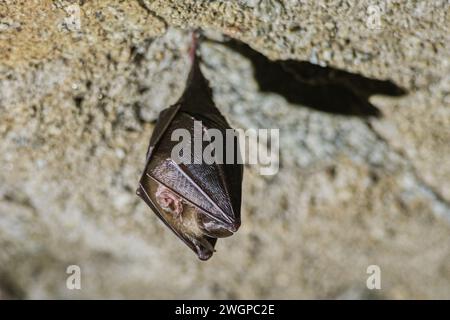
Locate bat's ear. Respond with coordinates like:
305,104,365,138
193,237,217,261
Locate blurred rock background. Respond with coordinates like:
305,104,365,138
0,0,449,299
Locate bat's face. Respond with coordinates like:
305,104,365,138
137,158,239,260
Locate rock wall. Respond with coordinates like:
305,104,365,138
0,0,449,299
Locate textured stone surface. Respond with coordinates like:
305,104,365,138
0,0,449,299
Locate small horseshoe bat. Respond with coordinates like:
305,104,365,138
136,34,243,260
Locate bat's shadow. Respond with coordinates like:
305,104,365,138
219,38,407,118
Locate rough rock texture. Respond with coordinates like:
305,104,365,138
0,0,449,299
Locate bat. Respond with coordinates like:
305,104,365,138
136,33,243,260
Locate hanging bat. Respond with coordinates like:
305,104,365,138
136,33,243,260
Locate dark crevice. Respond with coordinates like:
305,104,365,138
136,0,168,30
216,38,407,118
0,273,26,300
132,102,147,126
130,45,146,66
73,95,84,109
2,191,38,217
